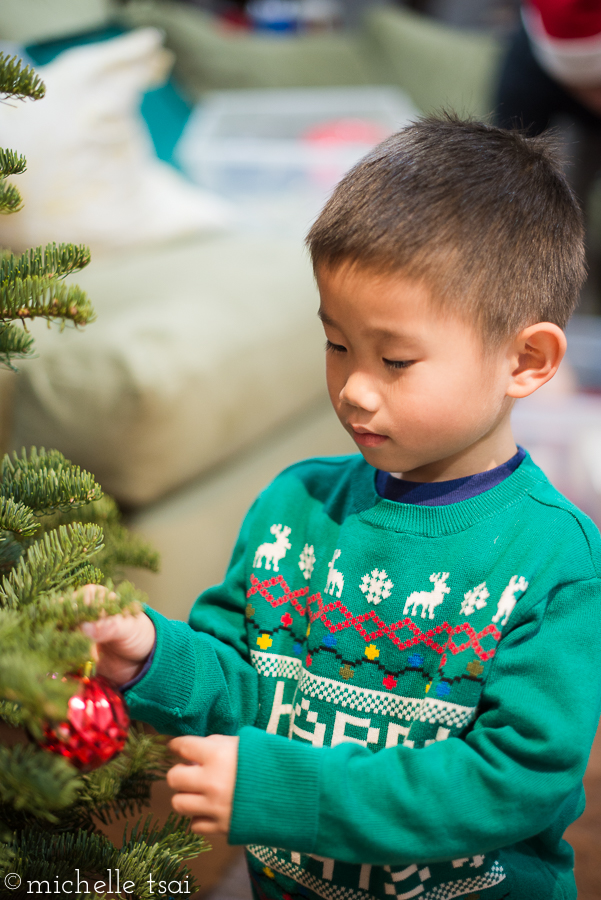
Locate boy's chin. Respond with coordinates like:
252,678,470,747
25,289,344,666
355,443,409,474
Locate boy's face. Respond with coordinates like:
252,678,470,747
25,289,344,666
317,263,516,480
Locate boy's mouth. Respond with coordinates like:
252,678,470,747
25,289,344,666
350,427,388,448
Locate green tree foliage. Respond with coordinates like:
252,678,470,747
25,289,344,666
0,53,207,897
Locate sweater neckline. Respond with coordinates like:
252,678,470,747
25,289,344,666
352,451,544,535
375,446,526,506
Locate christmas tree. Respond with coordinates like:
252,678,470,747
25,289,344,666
0,53,208,897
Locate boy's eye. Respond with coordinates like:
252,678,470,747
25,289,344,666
325,339,347,353
383,358,413,370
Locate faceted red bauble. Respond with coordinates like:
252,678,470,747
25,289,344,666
41,674,130,771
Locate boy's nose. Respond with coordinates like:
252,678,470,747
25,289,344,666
339,372,380,412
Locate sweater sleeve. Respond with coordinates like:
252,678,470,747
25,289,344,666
230,577,601,863
123,503,260,737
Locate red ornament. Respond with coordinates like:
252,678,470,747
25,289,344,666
40,674,129,771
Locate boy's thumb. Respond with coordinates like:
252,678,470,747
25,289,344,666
80,621,99,639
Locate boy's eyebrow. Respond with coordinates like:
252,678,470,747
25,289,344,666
318,308,408,341
317,308,335,326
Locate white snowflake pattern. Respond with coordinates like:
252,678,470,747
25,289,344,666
360,569,394,605
298,544,316,580
460,582,490,616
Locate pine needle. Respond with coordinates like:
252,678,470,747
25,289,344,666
0,744,82,822
0,323,35,369
0,181,22,215
0,497,39,539
0,244,91,285
0,275,96,325
0,149,26,178
0,523,105,608
2,448,102,515
0,54,45,101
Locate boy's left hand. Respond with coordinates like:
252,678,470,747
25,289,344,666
167,734,239,835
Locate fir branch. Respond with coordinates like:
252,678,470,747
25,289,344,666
24,581,144,630
81,728,170,826
41,495,121,530
0,649,73,729
6,820,206,899
0,243,91,286
0,148,26,178
114,814,208,899
0,534,27,572
0,633,108,741
0,744,81,822
96,525,160,579
0,180,22,214
0,274,96,325
7,828,119,899
69,564,105,591
39,498,160,579
0,498,40,573
0,836,14,880
2,448,102,515
0,608,92,726
0,700,24,727
0,498,39,539
0,523,104,608
0,323,35,369
0,54,45,101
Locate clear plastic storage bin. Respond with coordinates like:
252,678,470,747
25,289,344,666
176,86,418,234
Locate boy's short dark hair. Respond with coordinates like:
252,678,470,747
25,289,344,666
307,114,585,343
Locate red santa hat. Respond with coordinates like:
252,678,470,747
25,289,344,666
524,0,601,85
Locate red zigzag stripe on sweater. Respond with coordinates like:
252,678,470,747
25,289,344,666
247,574,500,663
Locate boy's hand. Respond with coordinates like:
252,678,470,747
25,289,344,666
167,734,239,835
79,585,156,685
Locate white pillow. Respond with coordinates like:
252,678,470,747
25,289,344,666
0,28,233,254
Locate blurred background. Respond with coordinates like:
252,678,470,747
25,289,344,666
0,0,599,896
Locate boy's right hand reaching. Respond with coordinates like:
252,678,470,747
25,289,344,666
79,586,156,686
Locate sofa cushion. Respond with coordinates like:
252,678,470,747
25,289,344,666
0,0,111,45
119,1,379,96
361,6,502,117
11,234,325,506
118,2,500,117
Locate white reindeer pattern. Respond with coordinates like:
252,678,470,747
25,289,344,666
253,524,292,572
492,575,529,626
325,549,344,598
404,572,451,620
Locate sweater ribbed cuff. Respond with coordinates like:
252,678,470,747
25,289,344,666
230,727,322,850
124,606,194,728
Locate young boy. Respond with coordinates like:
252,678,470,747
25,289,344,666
84,115,601,900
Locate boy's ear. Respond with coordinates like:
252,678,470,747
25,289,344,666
506,323,567,399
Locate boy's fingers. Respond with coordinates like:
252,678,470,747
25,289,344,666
190,818,220,835
167,762,206,793
171,792,214,818
168,735,210,764
80,614,132,642
78,584,116,607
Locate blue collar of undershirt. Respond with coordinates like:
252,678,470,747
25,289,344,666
375,447,526,506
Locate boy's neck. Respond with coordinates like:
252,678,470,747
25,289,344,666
391,417,518,483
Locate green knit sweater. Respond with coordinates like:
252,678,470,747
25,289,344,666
125,453,601,900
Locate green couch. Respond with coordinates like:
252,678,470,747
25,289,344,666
119,1,501,117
